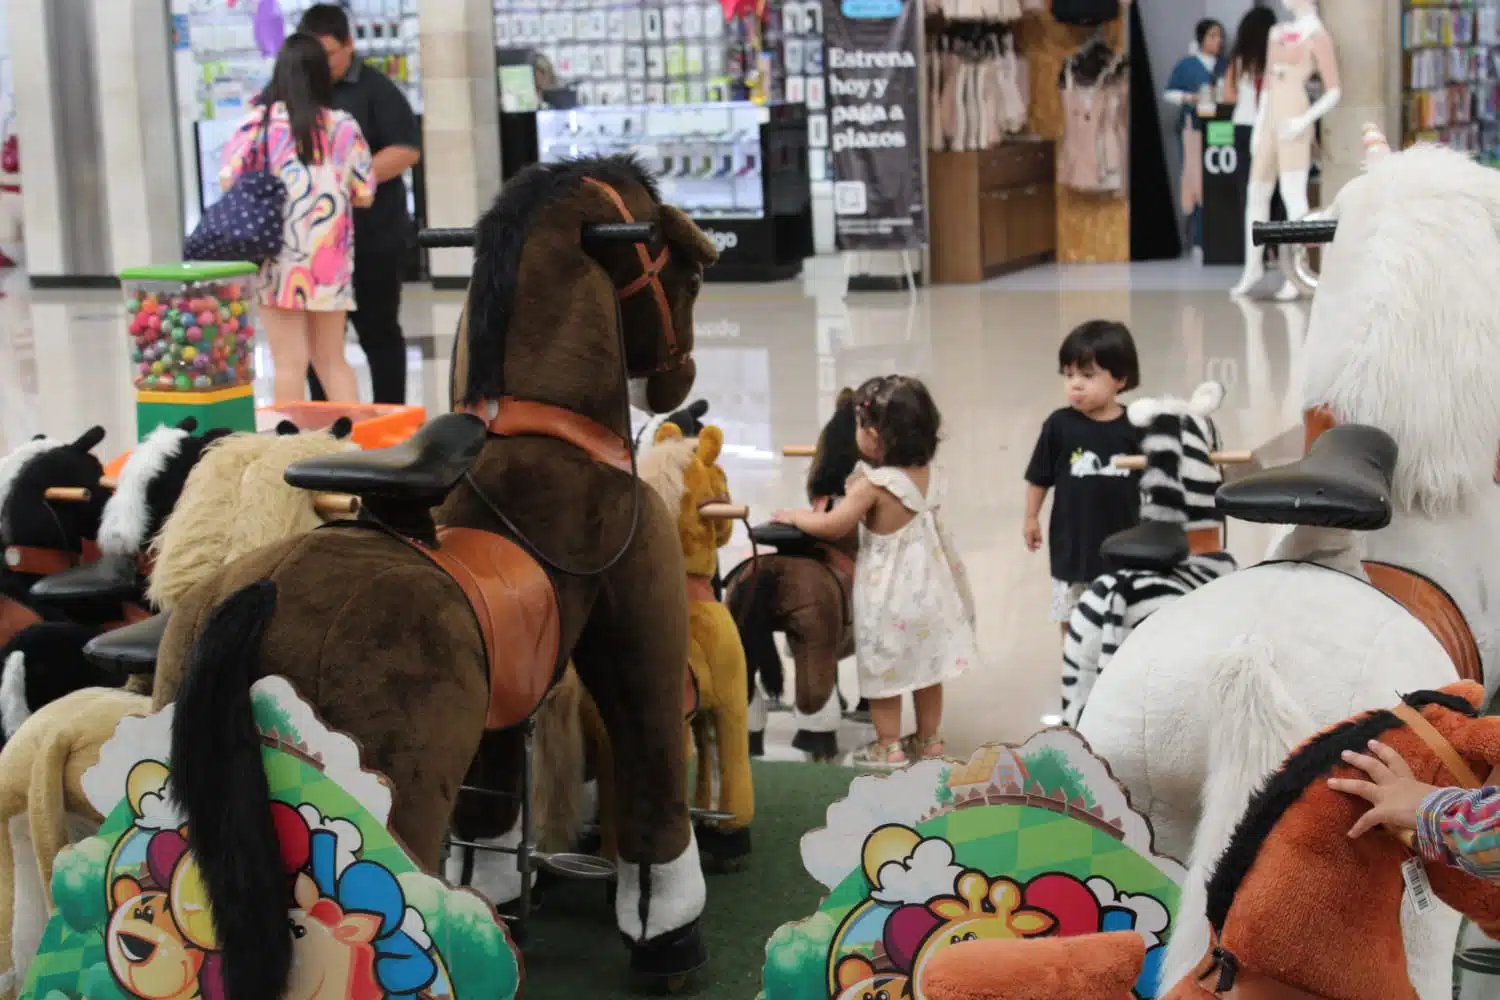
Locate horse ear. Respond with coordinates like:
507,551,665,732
697,425,723,465
176,417,199,433
687,399,708,418
73,426,105,453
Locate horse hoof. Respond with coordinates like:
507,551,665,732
627,919,708,986
695,823,751,873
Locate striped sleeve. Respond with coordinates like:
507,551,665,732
1416,786,1500,878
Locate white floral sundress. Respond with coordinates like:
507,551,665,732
852,462,979,699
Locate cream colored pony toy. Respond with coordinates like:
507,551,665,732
0,422,363,995
1081,129,1500,1000
0,687,149,997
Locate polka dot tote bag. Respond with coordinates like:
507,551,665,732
185,110,286,264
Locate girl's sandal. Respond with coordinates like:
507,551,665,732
851,739,909,769
904,734,946,760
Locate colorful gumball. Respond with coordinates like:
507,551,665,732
186,326,203,343
126,297,141,313
156,375,174,390
182,345,197,362
202,324,217,340
194,374,212,389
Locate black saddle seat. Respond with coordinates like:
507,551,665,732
28,553,141,604
748,521,822,559
1216,423,1396,531
83,611,170,677
1100,521,1190,573
285,412,489,503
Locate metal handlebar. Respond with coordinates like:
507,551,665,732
418,228,475,249
420,221,658,252
1252,220,1338,247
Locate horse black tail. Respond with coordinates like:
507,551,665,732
167,581,286,1000
727,563,782,702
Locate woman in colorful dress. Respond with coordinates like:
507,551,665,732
220,32,374,403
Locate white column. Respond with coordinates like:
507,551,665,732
10,0,65,275
92,1,185,271
418,0,500,283
1317,0,1401,204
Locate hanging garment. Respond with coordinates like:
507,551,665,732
1058,53,1129,194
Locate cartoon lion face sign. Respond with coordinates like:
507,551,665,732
105,876,207,1000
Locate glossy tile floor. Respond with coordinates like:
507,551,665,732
0,257,1310,759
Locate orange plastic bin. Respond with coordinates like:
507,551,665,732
103,401,426,479
256,401,426,450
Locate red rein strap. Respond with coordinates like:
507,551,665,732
580,176,680,375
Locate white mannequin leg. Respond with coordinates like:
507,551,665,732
1231,181,1276,297
1274,169,1311,301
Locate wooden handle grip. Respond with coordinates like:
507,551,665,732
1112,449,1253,471
98,476,117,491
698,502,748,521
782,445,815,457
45,487,91,502
313,493,360,517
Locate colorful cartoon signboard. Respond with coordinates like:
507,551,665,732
21,677,520,1000
763,728,1185,1000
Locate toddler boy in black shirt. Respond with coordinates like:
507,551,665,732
1023,321,1143,635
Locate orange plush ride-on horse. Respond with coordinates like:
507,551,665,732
922,683,1500,1000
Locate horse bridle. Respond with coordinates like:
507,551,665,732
581,176,684,377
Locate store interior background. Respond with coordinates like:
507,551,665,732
0,0,1413,753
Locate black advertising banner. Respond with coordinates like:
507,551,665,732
825,0,926,251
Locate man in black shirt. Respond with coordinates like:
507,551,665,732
300,4,421,405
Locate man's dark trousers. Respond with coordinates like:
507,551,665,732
308,248,407,404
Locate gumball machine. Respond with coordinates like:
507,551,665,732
119,262,260,440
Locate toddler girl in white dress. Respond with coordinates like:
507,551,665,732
773,375,978,767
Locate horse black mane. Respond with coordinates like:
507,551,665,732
807,388,860,503
1204,688,1477,932
459,154,661,406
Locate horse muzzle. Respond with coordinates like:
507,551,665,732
633,355,696,414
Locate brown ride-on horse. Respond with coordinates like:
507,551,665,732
153,155,718,1000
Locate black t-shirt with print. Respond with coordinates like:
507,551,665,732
1024,407,1143,583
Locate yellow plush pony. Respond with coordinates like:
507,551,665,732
648,422,754,872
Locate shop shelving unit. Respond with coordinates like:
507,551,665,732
1401,0,1500,164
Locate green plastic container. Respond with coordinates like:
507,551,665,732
120,262,260,439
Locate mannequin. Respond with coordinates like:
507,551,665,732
1230,0,1341,299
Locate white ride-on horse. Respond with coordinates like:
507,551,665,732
1079,128,1500,999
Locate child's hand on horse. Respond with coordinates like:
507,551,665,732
771,509,802,527
1328,740,1439,837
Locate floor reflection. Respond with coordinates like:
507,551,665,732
0,258,1307,759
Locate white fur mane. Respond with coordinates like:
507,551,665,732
1303,143,1500,516
97,423,190,557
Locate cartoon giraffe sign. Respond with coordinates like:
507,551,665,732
763,728,1184,1000
20,677,519,1000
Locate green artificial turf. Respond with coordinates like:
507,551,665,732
514,759,856,999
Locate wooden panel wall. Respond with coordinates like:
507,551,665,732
1017,8,1130,263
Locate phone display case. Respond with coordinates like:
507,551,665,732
536,101,813,280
